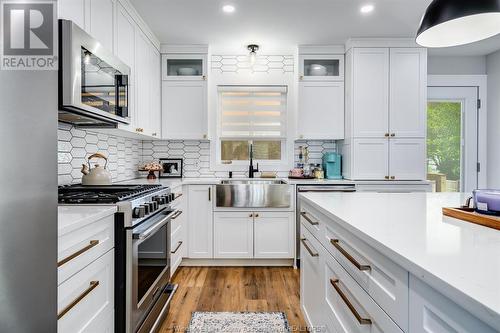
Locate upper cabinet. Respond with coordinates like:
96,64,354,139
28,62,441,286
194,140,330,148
299,54,344,81
343,41,427,181
162,54,207,81
161,45,209,140
58,0,87,30
297,46,345,140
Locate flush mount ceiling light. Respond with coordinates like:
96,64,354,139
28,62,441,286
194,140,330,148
222,4,235,13
360,4,375,14
416,0,500,48
247,44,259,64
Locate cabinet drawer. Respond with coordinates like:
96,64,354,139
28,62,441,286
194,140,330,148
324,252,403,333
299,201,323,241
409,275,496,333
321,219,409,331
58,250,114,333
58,213,114,285
171,224,186,276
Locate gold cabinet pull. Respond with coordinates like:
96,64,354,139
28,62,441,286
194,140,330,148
171,241,183,254
330,279,372,325
300,238,319,257
58,240,99,267
300,211,319,226
58,281,99,319
330,239,370,271
171,210,183,219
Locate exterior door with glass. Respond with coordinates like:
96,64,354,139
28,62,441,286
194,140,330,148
427,86,478,192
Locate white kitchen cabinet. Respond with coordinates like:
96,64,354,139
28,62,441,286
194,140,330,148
352,138,389,180
343,44,427,181
214,212,253,259
409,275,496,333
187,185,213,258
162,54,207,81
390,48,427,138
88,0,114,51
300,227,325,330
254,212,294,258
58,0,87,31
58,250,114,333
162,80,208,140
349,48,390,138
390,138,426,180
299,54,344,81
135,29,152,136
150,47,162,138
297,81,344,140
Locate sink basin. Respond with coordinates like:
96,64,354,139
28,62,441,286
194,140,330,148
216,179,291,208
220,179,287,185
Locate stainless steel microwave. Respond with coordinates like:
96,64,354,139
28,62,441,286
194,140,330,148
59,19,130,127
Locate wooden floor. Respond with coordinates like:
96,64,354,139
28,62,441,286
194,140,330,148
159,266,308,332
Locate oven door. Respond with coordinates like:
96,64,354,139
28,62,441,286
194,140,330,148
59,19,130,126
131,209,176,331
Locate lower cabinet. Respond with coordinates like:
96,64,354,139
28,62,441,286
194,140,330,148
58,250,114,333
214,212,253,258
409,276,496,333
213,211,294,259
187,185,213,258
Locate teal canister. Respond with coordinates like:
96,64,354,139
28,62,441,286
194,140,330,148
322,152,342,179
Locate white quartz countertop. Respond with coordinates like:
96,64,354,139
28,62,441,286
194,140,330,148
58,205,117,236
117,177,429,187
299,192,500,328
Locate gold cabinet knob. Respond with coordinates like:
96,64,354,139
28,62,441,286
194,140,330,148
390,133,395,137
255,214,259,218
390,176,395,180
384,133,390,137
249,214,253,218
202,75,206,80
203,134,207,139
152,132,157,136
384,176,389,180
299,75,304,80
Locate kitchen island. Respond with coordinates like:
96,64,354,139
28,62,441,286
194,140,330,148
299,192,500,332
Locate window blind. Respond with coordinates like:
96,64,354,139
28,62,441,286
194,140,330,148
218,86,287,139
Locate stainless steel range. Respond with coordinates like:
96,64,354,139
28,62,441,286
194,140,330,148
59,184,179,333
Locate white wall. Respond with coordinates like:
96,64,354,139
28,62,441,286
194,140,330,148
486,50,500,188
428,56,486,75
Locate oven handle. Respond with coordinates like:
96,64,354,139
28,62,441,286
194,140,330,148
133,210,177,241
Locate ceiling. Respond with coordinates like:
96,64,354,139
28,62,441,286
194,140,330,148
130,0,500,56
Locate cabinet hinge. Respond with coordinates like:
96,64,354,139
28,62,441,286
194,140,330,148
477,99,481,109
477,162,481,172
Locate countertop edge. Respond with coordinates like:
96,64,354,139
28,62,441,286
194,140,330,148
58,205,117,236
299,194,500,329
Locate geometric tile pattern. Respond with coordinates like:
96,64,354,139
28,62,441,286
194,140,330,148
294,140,337,166
211,55,294,74
57,122,142,185
141,139,337,178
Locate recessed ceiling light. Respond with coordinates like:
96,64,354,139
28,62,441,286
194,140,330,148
360,4,375,14
222,4,235,14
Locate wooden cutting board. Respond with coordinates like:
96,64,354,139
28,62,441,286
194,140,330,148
443,207,500,231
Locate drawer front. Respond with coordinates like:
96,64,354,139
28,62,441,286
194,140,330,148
58,214,114,285
300,226,326,331
171,223,186,276
324,252,403,333
409,275,496,333
320,215,408,331
299,201,323,241
58,250,114,333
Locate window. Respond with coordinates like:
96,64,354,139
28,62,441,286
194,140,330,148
218,86,287,163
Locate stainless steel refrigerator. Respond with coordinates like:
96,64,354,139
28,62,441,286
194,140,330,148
0,70,58,330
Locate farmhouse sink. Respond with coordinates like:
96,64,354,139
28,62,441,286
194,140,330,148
216,179,291,208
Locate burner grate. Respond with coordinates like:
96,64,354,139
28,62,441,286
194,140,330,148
58,184,164,203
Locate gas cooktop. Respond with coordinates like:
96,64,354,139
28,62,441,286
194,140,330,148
58,184,165,203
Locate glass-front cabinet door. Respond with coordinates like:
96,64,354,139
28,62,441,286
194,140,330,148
162,54,207,80
299,54,344,81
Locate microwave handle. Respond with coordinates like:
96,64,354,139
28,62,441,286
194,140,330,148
115,74,129,118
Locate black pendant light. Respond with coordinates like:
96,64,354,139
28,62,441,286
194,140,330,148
416,0,500,47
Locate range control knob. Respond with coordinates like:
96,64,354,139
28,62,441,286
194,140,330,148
169,193,175,201
162,195,170,204
132,206,146,218
141,204,150,215
152,201,159,211
152,196,162,205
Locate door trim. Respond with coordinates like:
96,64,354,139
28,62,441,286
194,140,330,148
428,75,487,189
